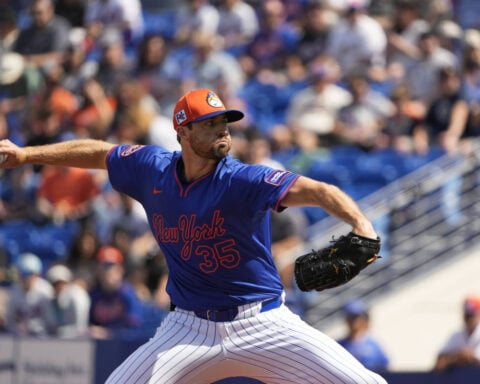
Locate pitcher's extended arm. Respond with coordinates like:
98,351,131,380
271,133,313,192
0,139,115,170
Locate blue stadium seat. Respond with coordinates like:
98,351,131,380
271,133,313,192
142,9,178,40
0,220,80,266
306,160,352,188
329,145,367,167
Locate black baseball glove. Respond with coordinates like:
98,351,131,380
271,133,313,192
294,232,381,292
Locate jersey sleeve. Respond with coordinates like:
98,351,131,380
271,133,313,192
235,164,300,213
106,144,172,201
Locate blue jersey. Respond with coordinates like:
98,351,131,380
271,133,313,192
338,335,390,372
106,145,300,311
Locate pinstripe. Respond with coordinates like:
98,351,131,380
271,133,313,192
262,307,384,383
263,308,374,383
134,312,197,383
226,314,330,384
222,306,384,384
105,303,387,384
157,314,216,383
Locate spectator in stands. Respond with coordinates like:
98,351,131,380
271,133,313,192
434,19,464,61
54,0,86,28
146,110,181,152
412,66,471,156
0,52,43,134
92,28,135,95
67,223,101,290
434,295,480,371
4,252,53,336
36,165,100,225
88,245,143,339
334,71,396,150
84,0,144,46
44,263,91,338
461,29,480,138
31,60,79,128
0,5,20,52
134,34,182,114
245,133,286,170
326,0,387,78
286,57,352,145
386,0,430,71
181,31,246,98
71,78,116,140
381,84,425,153
241,0,300,72
93,192,153,264
404,30,458,107
268,123,301,165
296,1,336,66
14,0,72,68
216,0,259,56
60,28,95,95
0,165,38,223
110,79,159,145
337,299,390,373
287,127,331,175
174,0,220,47
24,107,65,150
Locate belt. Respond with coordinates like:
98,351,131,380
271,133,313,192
172,296,282,323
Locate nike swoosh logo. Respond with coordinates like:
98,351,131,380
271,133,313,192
153,188,163,195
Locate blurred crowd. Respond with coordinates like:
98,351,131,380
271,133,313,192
1,0,480,345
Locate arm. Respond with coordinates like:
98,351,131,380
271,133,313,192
440,100,469,154
0,139,115,170
282,176,377,239
434,348,480,371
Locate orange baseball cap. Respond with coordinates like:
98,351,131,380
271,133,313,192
464,295,480,315
173,89,244,129
97,246,123,265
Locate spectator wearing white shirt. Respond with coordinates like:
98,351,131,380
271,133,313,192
434,295,480,371
326,0,387,77
286,57,352,142
216,0,259,56
5,253,53,336
45,263,91,338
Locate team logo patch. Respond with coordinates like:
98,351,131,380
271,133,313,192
175,109,188,124
206,92,223,108
121,145,145,157
265,170,290,186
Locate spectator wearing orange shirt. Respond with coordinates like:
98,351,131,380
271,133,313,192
36,165,100,224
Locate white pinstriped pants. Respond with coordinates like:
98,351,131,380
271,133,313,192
105,303,388,384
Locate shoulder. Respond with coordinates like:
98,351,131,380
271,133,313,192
226,158,295,186
110,144,175,163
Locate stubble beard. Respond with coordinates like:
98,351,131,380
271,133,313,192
191,138,231,160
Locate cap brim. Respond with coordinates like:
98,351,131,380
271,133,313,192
191,110,244,124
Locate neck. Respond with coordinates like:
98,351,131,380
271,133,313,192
178,155,219,183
